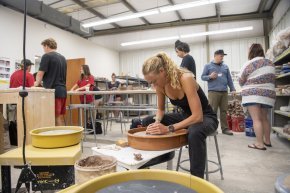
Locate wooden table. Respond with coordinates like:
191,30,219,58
0,88,55,146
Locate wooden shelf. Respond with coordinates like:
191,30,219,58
274,110,290,117
272,127,290,140
276,72,290,79
274,47,290,65
276,93,290,96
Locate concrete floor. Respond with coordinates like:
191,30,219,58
2,120,290,193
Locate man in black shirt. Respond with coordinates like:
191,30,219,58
175,40,196,77
34,38,67,126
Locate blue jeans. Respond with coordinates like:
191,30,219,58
142,112,218,178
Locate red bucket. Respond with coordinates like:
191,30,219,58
231,115,245,132
227,114,232,130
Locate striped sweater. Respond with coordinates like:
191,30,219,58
238,57,276,107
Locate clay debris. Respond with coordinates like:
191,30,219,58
78,156,112,167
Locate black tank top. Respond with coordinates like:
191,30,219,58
169,87,215,116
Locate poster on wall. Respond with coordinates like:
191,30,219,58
0,57,11,89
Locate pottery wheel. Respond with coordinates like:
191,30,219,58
127,127,188,151
133,131,176,137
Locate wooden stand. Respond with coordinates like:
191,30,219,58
0,88,55,146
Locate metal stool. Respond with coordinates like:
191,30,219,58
176,131,224,180
67,104,97,145
106,110,126,133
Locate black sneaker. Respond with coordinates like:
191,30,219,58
222,128,233,135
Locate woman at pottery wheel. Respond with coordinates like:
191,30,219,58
141,52,218,178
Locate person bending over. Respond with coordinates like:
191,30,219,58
141,52,218,178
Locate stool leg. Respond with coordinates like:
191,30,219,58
102,110,107,135
106,111,111,132
82,109,88,141
214,135,224,180
1,166,11,193
69,107,72,125
78,108,81,127
110,113,115,131
205,140,209,181
176,147,183,171
167,160,173,170
90,109,97,146
120,112,123,134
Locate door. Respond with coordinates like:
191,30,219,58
66,58,85,125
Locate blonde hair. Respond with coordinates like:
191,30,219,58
142,52,189,89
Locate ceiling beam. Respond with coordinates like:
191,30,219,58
270,0,280,15
71,0,120,28
168,0,183,21
92,12,271,36
120,0,150,25
215,3,221,22
258,0,268,13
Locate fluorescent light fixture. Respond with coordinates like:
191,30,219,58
121,36,179,46
180,26,253,38
159,0,229,13
83,0,231,28
82,10,159,28
121,26,253,47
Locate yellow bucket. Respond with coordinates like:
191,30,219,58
30,126,83,148
58,169,223,193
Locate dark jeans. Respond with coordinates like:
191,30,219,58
142,112,218,178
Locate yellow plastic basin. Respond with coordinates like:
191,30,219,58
30,126,83,148
58,169,224,193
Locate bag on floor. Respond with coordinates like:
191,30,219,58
130,118,142,129
8,121,17,146
87,121,103,135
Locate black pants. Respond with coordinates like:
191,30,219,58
142,112,218,178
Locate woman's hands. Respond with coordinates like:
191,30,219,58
146,122,169,135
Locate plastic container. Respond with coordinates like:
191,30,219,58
75,155,116,185
231,115,245,132
227,114,232,130
275,173,290,193
245,118,256,137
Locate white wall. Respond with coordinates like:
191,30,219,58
120,36,265,93
0,5,119,78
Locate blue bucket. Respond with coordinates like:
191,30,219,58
245,118,255,137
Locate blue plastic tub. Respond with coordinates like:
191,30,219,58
245,118,255,137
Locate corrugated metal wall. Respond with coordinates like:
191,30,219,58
269,8,290,47
120,36,265,93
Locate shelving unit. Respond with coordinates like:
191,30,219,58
0,58,11,89
272,48,290,140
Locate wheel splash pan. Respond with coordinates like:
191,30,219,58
30,126,84,148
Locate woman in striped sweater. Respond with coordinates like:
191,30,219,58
239,43,276,150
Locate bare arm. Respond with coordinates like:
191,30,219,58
34,71,45,87
76,83,91,91
155,88,166,122
70,84,78,91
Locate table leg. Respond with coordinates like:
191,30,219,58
167,160,173,170
1,165,11,193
